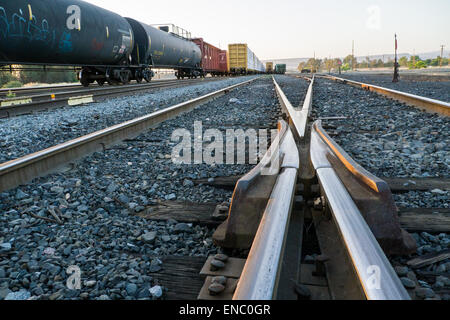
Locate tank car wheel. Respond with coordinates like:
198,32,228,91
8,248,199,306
120,73,130,85
81,79,90,87
143,72,152,83
97,79,105,86
135,70,143,83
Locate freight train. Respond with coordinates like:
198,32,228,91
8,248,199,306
274,64,287,74
266,62,274,74
0,0,267,86
228,44,265,75
192,38,229,77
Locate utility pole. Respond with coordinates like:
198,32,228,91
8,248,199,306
440,45,445,68
313,51,316,73
329,54,331,74
393,34,400,82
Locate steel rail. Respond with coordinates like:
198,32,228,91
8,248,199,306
272,75,314,139
0,77,258,192
0,77,228,97
269,75,409,300
0,83,93,96
0,79,178,101
232,76,311,300
319,74,450,116
310,122,411,300
0,77,220,98
233,126,299,300
0,77,230,118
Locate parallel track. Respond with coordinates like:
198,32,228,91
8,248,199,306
0,77,258,192
317,74,450,116
0,77,232,118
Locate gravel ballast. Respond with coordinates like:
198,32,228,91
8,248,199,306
0,77,281,300
0,76,256,163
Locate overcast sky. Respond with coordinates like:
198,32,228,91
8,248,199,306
85,0,449,60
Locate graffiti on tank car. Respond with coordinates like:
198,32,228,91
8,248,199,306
58,31,73,53
0,6,56,44
92,38,104,51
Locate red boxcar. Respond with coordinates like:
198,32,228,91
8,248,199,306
219,50,229,74
192,38,228,76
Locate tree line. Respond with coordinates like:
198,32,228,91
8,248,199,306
0,66,78,88
298,55,449,73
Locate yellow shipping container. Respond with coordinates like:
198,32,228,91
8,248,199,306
228,43,249,73
228,43,264,74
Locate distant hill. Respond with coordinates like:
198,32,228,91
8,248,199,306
354,50,449,62
264,50,449,71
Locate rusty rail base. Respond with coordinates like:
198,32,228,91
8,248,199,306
319,75,450,116
0,77,258,193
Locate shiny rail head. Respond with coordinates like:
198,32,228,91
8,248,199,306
315,168,411,300
309,105,411,299
233,126,299,300
213,120,293,250
312,120,384,193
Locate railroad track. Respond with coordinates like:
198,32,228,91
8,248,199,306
337,70,450,82
0,74,447,301
199,74,448,300
317,74,450,116
200,75,409,300
310,75,449,300
0,83,95,99
0,76,282,301
0,77,232,118
0,77,258,192
0,77,232,99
